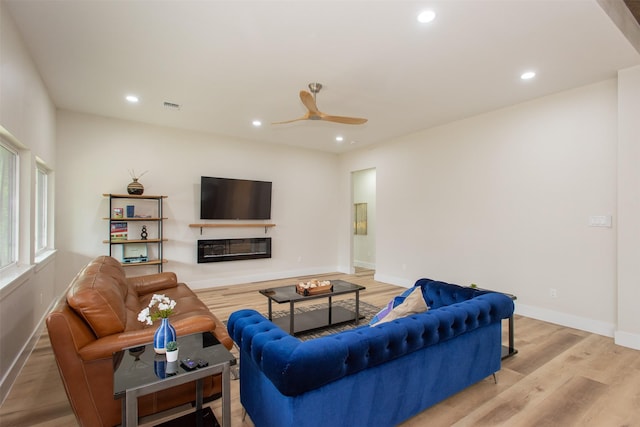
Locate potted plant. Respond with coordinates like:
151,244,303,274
165,340,179,362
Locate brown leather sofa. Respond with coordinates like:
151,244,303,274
46,256,233,426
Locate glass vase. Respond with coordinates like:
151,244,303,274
153,318,176,354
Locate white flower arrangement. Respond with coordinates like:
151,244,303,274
137,294,177,325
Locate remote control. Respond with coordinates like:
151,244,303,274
180,358,198,371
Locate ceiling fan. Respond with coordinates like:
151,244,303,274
272,83,368,125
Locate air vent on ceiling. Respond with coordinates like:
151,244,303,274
163,101,181,110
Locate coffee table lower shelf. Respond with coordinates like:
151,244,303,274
272,306,364,335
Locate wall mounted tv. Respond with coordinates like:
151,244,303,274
200,176,272,220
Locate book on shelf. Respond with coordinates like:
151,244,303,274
110,222,128,241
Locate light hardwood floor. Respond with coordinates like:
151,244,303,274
1,270,639,426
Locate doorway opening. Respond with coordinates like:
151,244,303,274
351,168,376,274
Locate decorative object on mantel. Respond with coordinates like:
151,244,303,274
140,225,148,240
137,294,177,354
127,169,148,195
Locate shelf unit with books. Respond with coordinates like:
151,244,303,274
103,193,167,272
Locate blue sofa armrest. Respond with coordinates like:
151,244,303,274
227,310,351,395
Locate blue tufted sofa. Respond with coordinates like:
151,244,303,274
227,278,515,427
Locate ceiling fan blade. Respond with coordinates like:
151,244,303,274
321,115,368,125
271,113,310,125
299,90,320,114
274,85,367,125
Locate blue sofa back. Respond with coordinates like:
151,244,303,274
417,277,489,308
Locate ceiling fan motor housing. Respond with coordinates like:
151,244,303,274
308,82,323,94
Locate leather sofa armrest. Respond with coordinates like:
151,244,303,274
128,272,178,295
211,312,234,350
78,314,216,360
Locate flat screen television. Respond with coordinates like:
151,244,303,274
200,176,272,220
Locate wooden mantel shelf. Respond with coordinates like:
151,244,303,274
189,223,276,234
103,193,167,199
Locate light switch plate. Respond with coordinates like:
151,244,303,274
589,215,612,227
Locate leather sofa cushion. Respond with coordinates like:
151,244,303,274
80,255,129,296
67,270,127,338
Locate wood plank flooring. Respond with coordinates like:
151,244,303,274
1,270,639,426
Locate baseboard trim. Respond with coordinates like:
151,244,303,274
614,330,640,350
188,266,342,289
373,273,413,288
353,261,376,270
515,303,616,338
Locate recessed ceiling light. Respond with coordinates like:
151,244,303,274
417,10,436,23
336,136,344,142
252,120,262,127
125,95,139,103
520,71,536,80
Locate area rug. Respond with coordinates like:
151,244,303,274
269,299,380,340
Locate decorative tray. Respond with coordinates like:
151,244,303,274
296,280,333,296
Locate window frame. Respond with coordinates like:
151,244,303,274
35,161,49,255
0,140,19,271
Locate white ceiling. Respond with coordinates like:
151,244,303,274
5,0,640,153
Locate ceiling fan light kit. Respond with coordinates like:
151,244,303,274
273,82,368,126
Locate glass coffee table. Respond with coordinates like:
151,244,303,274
113,332,235,427
259,279,366,335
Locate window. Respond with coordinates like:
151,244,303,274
1,142,18,269
35,164,48,254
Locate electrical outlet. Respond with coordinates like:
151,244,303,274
550,288,558,298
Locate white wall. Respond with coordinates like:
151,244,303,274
0,3,57,403
55,111,344,288
340,79,622,339
616,65,640,349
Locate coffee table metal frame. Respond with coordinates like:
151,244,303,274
113,332,235,427
259,279,366,335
